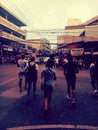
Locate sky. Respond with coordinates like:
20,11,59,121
1,0,98,43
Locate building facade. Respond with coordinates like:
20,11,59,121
0,4,27,63
57,15,98,68
57,15,98,54
26,38,51,57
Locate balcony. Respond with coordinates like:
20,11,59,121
0,31,26,43
0,16,26,36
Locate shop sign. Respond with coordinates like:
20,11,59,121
71,48,84,56
62,48,70,54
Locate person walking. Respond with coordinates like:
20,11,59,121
63,54,78,107
41,59,57,114
94,58,98,95
17,54,28,92
90,57,98,95
90,59,97,95
26,57,38,102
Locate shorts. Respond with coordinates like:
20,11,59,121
18,71,25,79
44,85,53,98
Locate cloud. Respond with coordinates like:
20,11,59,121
2,0,98,29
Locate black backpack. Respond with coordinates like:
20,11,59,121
28,63,36,73
27,63,37,81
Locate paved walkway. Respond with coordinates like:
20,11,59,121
0,64,98,130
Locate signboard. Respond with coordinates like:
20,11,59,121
62,48,70,54
71,48,84,56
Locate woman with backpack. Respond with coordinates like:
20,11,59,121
41,59,57,114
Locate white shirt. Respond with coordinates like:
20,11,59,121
18,59,28,72
90,63,95,69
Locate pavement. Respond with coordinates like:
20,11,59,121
0,64,98,130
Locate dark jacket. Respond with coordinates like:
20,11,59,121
64,61,78,80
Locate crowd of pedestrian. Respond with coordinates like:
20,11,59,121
17,54,98,115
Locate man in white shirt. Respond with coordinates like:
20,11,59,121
17,54,28,92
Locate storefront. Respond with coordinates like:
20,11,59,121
0,44,14,63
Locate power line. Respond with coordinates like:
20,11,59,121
15,0,36,27
11,0,34,30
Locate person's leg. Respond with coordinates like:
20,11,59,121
18,72,23,92
43,87,48,114
67,85,71,97
66,78,71,98
91,77,96,90
48,86,53,107
27,81,32,98
44,98,48,110
24,75,28,90
71,79,76,105
19,78,22,92
32,81,37,97
96,79,98,92
91,77,98,94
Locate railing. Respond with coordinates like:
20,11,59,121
1,31,25,43
0,16,26,36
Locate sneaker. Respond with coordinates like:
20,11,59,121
94,90,97,95
66,94,71,100
71,98,76,108
72,98,75,103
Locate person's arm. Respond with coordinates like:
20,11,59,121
63,64,67,76
40,71,44,90
24,61,29,72
53,71,57,81
75,63,79,73
17,60,20,67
